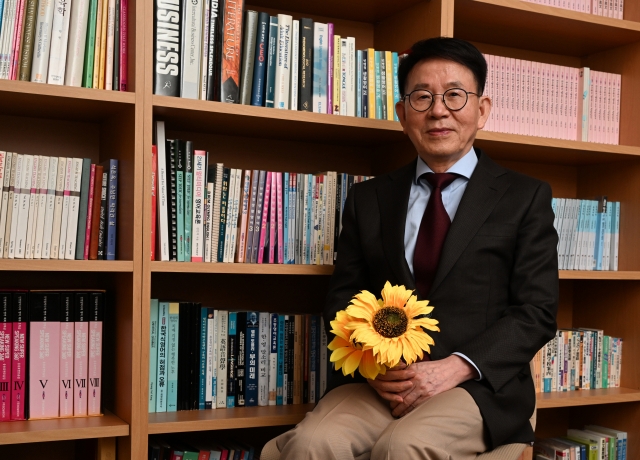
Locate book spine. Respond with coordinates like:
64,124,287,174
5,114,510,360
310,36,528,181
239,10,257,104
244,312,258,406
327,25,334,114
24,155,40,259
256,171,270,264
191,150,206,261
264,15,277,108
47,0,72,84
210,164,222,261
47,156,63,259
273,14,292,109
347,38,356,117
250,11,269,106
114,0,120,90
276,172,283,264
293,315,302,404
257,311,269,406
222,168,235,263
104,0,115,89
204,180,213,262
226,311,236,407
235,312,246,406
153,0,181,96
198,306,207,409
367,48,375,119
78,161,94,259
309,314,317,403
57,156,72,259
183,142,193,261
268,313,277,405
226,168,241,263
81,0,97,86
148,299,158,412
72,294,89,415
215,310,228,408
312,22,327,113
276,314,284,405
179,0,202,98
64,0,90,85
155,301,168,412
298,17,313,111
62,158,81,259
18,0,37,80
87,292,103,415
14,154,33,259
198,0,209,98
290,19,299,110
283,172,289,263
356,50,362,117
219,0,243,103
97,170,108,259
244,169,258,262
167,142,178,261
118,0,127,90
33,156,50,258
175,142,185,261
10,293,27,420
0,152,11,258
205,308,214,408
59,294,74,417
216,167,229,262
29,0,54,82
92,0,105,88
0,294,12,421
150,148,157,260
236,170,250,262
250,170,265,263
268,171,276,263
204,0,223,101
10,0,27,79
166,302,179,411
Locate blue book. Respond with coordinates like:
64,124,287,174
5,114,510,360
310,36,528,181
392,52,400,122
184,142,193,261
166,302,179,411
227,312,237,408
356,50,362,118
245,311,259,406
276,314,285,405
251,12,270,106
309,315,318,403
105,159,118,260
305,174,313,264
594,197,607,270
283,172,289,263
156,301,168,412
149,299,159,413
264,16,278,108
199,306,208,409
374,51,382,120
312,22,328,113
176,141,185,261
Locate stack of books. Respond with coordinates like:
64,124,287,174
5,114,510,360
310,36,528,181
0,153,118,260
535,426,627,460
552,197,619,271
521,0,624,19
152,121,372,263
533,328,623,393
148,301,328,413
149,436,257,460
0,290,105,421
0,0,128,89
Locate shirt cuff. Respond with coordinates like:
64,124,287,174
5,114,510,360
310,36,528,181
452,352,483,381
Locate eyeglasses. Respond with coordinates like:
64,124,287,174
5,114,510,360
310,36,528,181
402,88,479,112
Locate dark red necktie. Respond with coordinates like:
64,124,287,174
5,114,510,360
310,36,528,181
413,173,459,297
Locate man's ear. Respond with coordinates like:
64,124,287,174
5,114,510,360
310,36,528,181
396,100,408,134
477,95,491,130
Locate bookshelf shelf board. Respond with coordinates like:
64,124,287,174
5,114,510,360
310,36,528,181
0,260,134,272
0,80,135,121
148,404,316,434
454,0,640,56
152,96,405,146
536,388,640,408
475,131,640,165
150,261,334,275
0,410,129,445
559,271,640,280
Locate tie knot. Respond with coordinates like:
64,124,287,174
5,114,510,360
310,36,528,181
424,173,459,190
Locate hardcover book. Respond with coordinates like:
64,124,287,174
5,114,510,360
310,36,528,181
153,0,181,96
215,309,228,408
156,301,168,412
10,291,27,420
245,311,258,406
226,311,237,408
87,292,104,415
191,150,207,261
184,142,193,260
0,293,11,421
250,11,269,106
156,122,170,261
235,311,246,407
74,159,92,259
74,292,89,416
59,293,74,417
179,0,203,98
312,22,327,113
257,311,269,406
205,0,223,101
239,10,258,104
149,299,158,412
297,18,313,111
268,313,277,405
219,0,243,103
166,302,179,412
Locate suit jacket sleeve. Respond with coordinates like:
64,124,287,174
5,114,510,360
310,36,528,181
455,181,558,393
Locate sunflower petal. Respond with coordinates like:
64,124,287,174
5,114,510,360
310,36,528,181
327,336,350,350
343,350,364,376
359,350,382,380
330,347,356,363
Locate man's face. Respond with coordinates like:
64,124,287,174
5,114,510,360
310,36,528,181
396,58,491,169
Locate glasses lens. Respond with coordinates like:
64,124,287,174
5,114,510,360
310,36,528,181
443,88,468,111
409,90,433,112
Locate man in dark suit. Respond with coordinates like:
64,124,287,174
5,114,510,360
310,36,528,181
275,37,558,459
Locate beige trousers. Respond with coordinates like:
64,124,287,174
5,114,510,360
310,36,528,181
275,383,488,460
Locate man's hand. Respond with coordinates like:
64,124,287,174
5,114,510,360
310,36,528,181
369,355,479,418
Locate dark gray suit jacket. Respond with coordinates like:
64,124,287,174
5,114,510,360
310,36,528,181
324,149,558,448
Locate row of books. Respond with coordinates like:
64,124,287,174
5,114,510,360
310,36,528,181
149,437,256,460
0,290,105,421
0,0,128,88
522,0,624,19
152,122,372,263
483,55,621,145
535,425,627,460
552,198,619,271
148,301,329,413
533,328,622,393
0,153,119,260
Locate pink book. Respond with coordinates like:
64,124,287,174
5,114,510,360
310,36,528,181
514,58,521,135
119,0,128,91
498,56,504,133
276,172,284,264
510,57,516,134
268,172,277,264
74,293,89,416
484,54,492,132
505,57,512,134
327,23,334,115
88,292,104,416
524,60,531,136
614,74,621,144
607,73,614,144
551,65,558,139
257,172,271,264
10,0,27,80
59,293,74,417
0,293,12,421
83,165,97,260
10,291,27,420
236,170,251,263
29,291,61,420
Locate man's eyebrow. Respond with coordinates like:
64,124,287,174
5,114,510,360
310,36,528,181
411,81,466,90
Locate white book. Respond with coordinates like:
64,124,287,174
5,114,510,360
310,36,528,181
602,202,612,271
25,155,41,259
205,308,214,407
290,20,299,110
576,67,590,142
0,152,10,258
228,168,242,262
104,0,115,89
268,313,277,406
222,168,237,263
204,181,213,263
199,0,209,100
258,311,269,406
323,172,335,265
64,157,83,259
58,157,73,259
328,171,336,264
156,122,170,261
340,38,347,116
30,0,56,82
346,37,356,117
50,157,66,259
312,22,328,114
191,150,206,262
4,153,20,258
215,310,228,409
180,0,203,99
274,14,292,110
15,155,34,259
63,0,90,86
33,156,50,259
41,156,58,259
47,0,73,84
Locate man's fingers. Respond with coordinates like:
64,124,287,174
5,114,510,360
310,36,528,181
374,369,416,381
368,378,413,394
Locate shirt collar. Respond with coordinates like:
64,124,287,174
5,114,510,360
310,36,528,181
414,147,478,184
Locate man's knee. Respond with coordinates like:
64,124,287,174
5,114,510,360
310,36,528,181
278,421,353,459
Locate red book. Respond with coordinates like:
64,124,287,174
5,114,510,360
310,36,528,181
10,291,27,420
84,165,97,260
119,0,128,91
89,165,104,260
151,146,158,261
257,172,271,264
268,172,277,263
10,0,27,80
219,0,244,103
88,292,104,416
74,293,89,416
276,172,284,264
0,292,12,421
59,293,74,417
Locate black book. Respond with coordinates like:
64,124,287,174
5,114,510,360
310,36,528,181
298,18,313,112
217,168,230,262
97,170,108,259
167,140,178,261
287,316,294,404
175,140,186,260
177,302,191,410
154,0,182,96
250,12,270,106
113,0,121,91
184,141,194,261
206,0,225,101
380,53,387,120
361,51,368,118
226,312,237,406
189,302,200,410
333,173,342,262
235,312,246,407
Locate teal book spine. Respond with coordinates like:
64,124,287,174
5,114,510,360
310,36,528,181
148,299,159,413
184,142,193,261
276,314,285,405
595,197,607,270
375,51,382,120
156,301,168,412
82,0,99,87
264,16,279,108
227,312,237,408
602,335,609,389
166,302,179,411
176,141,185,262
392,52,400,122
199,306,208,409
283,172,289,263
75,159,93,259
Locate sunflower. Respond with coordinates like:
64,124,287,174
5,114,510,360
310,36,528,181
345,282,440,368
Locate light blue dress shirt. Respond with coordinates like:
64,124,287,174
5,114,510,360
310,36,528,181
404,148,483,379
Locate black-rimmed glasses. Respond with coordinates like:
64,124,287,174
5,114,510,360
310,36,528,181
402,88,479,112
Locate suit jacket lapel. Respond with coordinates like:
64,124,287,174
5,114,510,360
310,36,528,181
377,159,416,290
429,150,510,296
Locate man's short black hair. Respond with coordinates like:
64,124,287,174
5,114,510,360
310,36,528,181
398,37,487,97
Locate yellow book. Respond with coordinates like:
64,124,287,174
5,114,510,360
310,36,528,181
332,35,341,115
367,48,375,119
98,0,109,89
385,51,394,120
93,0,104,88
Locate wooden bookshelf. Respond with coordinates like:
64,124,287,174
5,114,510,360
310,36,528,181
537,388,640,409
150,261,334,275
0,260,134,272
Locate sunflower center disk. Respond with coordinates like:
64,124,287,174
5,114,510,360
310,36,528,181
373,306,408,338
